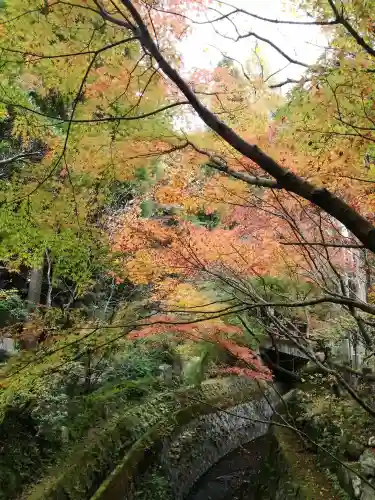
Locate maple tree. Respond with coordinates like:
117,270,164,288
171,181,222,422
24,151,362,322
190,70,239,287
2,3,375,499
100,1,375,394
0,0,375,393
0,0,182,312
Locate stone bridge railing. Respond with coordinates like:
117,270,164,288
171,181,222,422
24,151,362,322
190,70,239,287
91,378,281,500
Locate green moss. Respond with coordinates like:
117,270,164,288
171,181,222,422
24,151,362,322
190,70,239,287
27,414,134,500
26,377,260,500
274,424,348,499
134,465,172,500
91,377,262,500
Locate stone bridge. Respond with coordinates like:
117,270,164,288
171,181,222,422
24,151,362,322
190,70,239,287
90,377,281,500
90,376,343,500
157,383,281,499
28,346,331,500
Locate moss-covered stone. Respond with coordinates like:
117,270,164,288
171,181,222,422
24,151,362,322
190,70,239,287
25,377,259,500
94,382,346,500
91,377,264,500
270,423,349,499
284,384,375,499
159,385,279,499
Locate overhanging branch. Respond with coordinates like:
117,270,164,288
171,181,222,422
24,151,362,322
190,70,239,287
269,78,302,89
0,151,41,166
327,0,375,58
110,0,375,253
280,241,364,249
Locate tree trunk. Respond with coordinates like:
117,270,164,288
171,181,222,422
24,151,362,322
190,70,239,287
45,249,52,308
337,225,365,377
83,351,92,394
27,266,43,311
336,222,368,380
119,0,375,253
351,248,367,370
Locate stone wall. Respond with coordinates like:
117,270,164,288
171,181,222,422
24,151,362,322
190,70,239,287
90,377,275,500
156,388,348,500
159,384,281,499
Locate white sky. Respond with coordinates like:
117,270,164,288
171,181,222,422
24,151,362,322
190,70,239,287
179,0,328,93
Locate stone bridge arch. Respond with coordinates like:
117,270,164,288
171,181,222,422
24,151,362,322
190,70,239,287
158,388,280,499
91,378,281,500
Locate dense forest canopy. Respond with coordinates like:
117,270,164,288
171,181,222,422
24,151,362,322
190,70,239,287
0,0,375,498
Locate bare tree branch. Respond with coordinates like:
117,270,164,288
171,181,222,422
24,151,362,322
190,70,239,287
206,162,280,188
213,0,340,26
0,39,135,60
0,151,42,166
3,99,190,124
185,141,279,188
327,0,375,58
236,32,309,68
94,0,375,253
338,175,375,183
280,241,364,249
148,1,339,26
269,78,302,89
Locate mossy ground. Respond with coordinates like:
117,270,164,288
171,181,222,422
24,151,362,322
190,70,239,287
272,424,349,500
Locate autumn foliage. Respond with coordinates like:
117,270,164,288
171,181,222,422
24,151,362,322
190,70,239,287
0,0,374,383
128,314,273,381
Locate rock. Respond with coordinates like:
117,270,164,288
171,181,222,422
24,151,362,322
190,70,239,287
346,441,366,461
368,436,375,447
337,465,362,498
360,449,375,477
315,351,325,362
352,475,362,498
61,426,69,443
158,364,173,385
360,481,375,500
182,356,204,385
